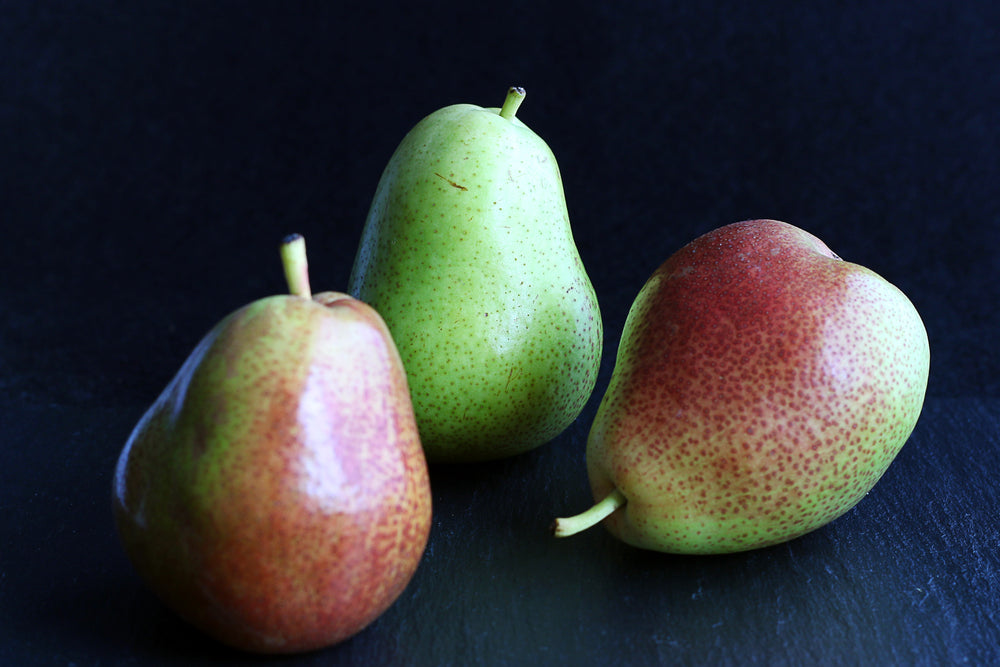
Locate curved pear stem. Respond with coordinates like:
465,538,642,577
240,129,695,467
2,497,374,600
498,86,526,120
552,489,627,538
280,233,312,299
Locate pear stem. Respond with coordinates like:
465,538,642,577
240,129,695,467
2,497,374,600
552,489,627,538
498,86,526,120
280,233,312,299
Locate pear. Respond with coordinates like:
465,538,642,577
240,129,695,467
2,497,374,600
553,219,929,554
349,86,602,463
112,235,432,653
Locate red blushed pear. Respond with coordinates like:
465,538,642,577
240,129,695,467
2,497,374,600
112,234,432,653
554,219,929,554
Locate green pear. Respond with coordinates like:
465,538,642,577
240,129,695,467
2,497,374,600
553,219,929,554
348,87,602,463
112,235,432,653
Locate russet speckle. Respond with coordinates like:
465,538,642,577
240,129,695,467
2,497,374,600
112,294,432,653
348,100,602,462
586,220,930,554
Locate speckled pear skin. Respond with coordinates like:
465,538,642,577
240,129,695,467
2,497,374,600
112,292,432,654
349,91,602,463
587,219,930,554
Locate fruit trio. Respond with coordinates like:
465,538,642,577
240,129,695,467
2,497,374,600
112,88,930,654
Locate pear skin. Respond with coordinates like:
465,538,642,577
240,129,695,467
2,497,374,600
349,87,602,462
555,220,929,554
112,236,432,653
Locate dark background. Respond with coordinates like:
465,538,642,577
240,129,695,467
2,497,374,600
3,2,998,665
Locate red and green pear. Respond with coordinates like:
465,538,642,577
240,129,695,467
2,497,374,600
554,219,929,554
112,234,432,653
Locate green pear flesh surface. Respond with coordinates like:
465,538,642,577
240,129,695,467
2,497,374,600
112,293,432,653
587,219,929,554
349,92,602,462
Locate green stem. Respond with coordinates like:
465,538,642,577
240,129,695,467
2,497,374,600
280,233,312,299
552,489,627,538
498,86,526,120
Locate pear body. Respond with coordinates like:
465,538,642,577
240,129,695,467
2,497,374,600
112,292,431,653
349,92,602,462
586,220,929,554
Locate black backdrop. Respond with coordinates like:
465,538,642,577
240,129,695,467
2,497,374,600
3,2,999,665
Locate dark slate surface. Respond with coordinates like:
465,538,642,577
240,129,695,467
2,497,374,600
3,2,999,665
